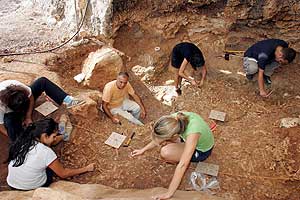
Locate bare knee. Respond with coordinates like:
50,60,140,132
160,145,172,160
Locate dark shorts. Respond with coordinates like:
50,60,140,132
171,51,205,69
179,138,213,162
190,147,213,162
171,50,184,69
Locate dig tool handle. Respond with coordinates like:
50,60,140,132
123,132,136,147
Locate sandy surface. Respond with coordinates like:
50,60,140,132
0,0,68,54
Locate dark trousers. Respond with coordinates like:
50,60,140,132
42,167,54,187
4,77,68,141
30,77,67,105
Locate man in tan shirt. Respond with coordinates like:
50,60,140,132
102,72,146,125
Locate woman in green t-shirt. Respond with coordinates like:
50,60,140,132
131,112,214,200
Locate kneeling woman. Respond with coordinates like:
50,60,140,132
131,112,214,200
7,118,94,190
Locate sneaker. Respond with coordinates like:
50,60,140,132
66,99,85,109
263,75,272,85
246,74,254,81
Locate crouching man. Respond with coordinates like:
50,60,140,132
243,38,296,97
102,72,146,125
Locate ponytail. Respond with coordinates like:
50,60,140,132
176,112,189,134
152,112,189,141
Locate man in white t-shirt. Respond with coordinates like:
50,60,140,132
0,77,85,141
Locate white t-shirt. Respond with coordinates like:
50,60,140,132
7,142,57,190
0,80,32,124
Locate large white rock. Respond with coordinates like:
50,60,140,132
80,47,123,90
280,118,300,128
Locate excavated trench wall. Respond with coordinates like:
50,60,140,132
18,0,300,52
111,0,300,52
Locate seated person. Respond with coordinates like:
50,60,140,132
6,118,94,190
0,77,85,141
102,72,146,126
243,39,296,97
131,112,214,200
171,42,207,95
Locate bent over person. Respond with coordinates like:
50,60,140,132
6,118,94,190
0,77,85,141
171,42,207,95
243,39,296,97
102,72,146,125
131,112,214,200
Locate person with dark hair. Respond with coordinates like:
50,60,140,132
171,42,207,95
0,77,85,141
131,112,214,200
243,39,296,97
102,72,146,125
6,118,94,190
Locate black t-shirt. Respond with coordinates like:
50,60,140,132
172,42,205,69
244,39,288,70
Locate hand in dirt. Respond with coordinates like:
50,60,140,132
199,79,204,87
152,192,172,200
259,90,273,98
131,149,145,157
140,109,146,119
112,117,120,124
274,66,283,73
85,163,95,172
191,79,197,86
23,117,33,127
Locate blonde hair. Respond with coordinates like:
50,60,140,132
152,112,189,142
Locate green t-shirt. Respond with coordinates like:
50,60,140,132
172,112,214,152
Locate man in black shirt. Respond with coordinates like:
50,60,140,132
171,42,207,95
243,39,296,97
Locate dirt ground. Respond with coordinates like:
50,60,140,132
1,1,300,200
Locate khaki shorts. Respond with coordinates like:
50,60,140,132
243,57,279,76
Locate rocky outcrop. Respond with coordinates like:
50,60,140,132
0,181,225,200
224,0,300,51
19,0,113,37
79,46,123,90
112,0,300,52
68,90,102,121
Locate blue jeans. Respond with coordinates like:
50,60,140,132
110,98,143,125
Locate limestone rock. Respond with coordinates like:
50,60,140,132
81,47,123,90
0,181,225,200
68,90,102,121
32,188,85,200
280,118,300,128
132,65,155,81
71,39,89,47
